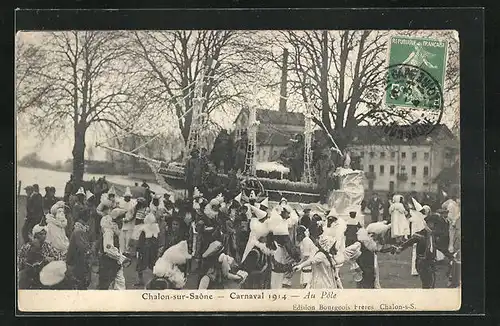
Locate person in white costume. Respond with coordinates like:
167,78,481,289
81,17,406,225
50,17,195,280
296,225,317,288
45,201,70,254
408,200,429,276
293,234,345,289
96,186,118,217
97,207,129,290
118,187,137,255
390,195,410,243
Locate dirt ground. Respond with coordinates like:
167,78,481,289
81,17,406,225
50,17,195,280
17,195,451,289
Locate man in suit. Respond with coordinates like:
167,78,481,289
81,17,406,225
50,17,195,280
367,193,383,223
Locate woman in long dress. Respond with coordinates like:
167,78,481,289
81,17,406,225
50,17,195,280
389,195,410,243
45,202,70,254
293,235,344,289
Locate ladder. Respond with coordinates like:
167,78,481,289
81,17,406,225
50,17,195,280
244,105,257,176
302,100,314,183
184,72,205,162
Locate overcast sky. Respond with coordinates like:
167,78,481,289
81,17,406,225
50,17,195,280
16,30,459,163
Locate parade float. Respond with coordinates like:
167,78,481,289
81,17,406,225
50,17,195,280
96,62,366,224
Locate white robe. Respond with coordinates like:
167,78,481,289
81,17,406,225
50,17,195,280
45,213,69,253
390,202,410,237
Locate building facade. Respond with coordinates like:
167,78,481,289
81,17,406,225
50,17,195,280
233,107,305,162
346,125,459,194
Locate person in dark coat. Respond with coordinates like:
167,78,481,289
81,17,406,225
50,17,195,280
396,213,441,289
367,193,383,223
70,188,87,238
64,175,75,203
300,208,312,229
43,187,57,215
65,210,92,290
22,185,44,244
135,213,160,287
185,149,203,201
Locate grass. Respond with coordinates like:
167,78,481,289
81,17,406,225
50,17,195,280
17,195,450,289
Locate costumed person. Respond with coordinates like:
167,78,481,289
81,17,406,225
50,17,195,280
71,187,87,237
185,148,203,201
96,186,118,217
198,240,248,289
292,234,345,289
200,195,224,255
276,197,300,245
353,221,395,288
309,213,324,246
444,194,460,253
221,198,240,263
158,216,187,260
187,189,204,260
248,190,258,206
118,187,137,256
368,192,383,223
296,225,318,288
85,190,99,254
150,194,167,223
97,207,130,290
408,200,429,276
299,207,312,229
390,194,410,243
258,197,269,213
65,205,92,290
234,194,252,263
239,204,273,289
130,197,149,255
18,224,65,289
148,240,192,290
395,213,441,289
135,213,160,287
268,206,300,289
43,186,57,216
45,201,70,255
322,208,347,256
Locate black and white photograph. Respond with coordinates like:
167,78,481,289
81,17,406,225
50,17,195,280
16,27,462,312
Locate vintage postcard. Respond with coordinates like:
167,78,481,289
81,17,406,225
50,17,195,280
16,29,461,312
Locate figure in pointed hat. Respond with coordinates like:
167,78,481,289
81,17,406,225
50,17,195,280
248,190,257,206
118,187,138,256
390,194,410,243
96,185,119,218
259,197,269,213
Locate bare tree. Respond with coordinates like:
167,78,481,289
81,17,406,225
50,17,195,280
16,31,144,183
128,31,259,144
261,31,389,150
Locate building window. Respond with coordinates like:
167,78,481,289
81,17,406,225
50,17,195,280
423,182,429,186
401,152,406,159
390,165,395,175
391,152,396,159
380,152,386,159
411,182,416,188
389,181,395,192
369,152,375,159
412,152,417,160
401,165,406,172
369,164,375,173
368,180,374,190
380,165,385,175
424,152,429,160
423,166,429,177
411,166,417,176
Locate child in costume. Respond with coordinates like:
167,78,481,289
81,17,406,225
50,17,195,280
296,225,317,288
45,201,70,254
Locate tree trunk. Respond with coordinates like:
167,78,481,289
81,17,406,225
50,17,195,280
72,123,86,184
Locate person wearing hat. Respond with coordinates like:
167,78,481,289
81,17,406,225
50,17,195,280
185,148,203,201
18,224,65,289
345,211,362,247
135,213,160,287
130,197,149,255
389,194,410,244
367,192,383,223
258,197,269,213
71,187,87,236
43,186,57,216
118,187,137,255
296,225,318,288
149,194,167,223
299,207,312,229
292,234,344,289
198,241,246,289
395,213,441,289
98,208,130,290
45,202,70,254
66,198,93,290
323,208,347,255
22,185,44,244
96,186,118,218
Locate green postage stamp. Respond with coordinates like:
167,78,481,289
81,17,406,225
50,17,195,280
386,35,449,110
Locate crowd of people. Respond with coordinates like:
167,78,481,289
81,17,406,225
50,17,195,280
18,174,461,291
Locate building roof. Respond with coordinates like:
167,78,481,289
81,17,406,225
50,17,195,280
235,107,305,127
314,124,459,148
256,131,296,147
